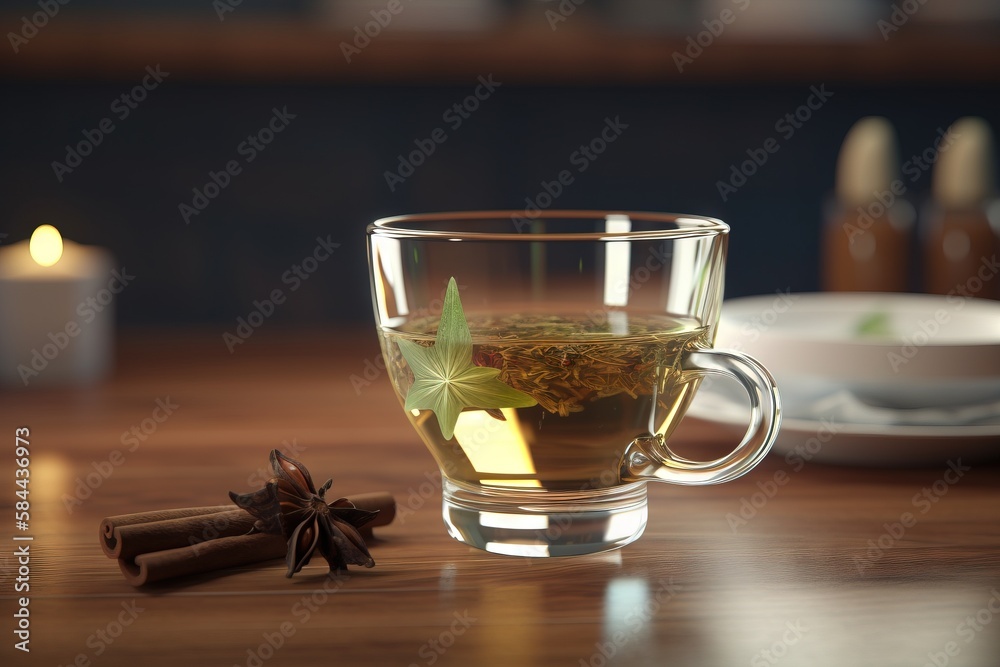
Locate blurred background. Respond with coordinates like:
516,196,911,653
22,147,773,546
1,0,998,327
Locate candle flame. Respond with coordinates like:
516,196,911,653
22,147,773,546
29,225,63,267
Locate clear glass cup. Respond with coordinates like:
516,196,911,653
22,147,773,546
368,211,780,557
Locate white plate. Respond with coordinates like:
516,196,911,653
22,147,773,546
715,292,1000,410
770,417,1000,467
687,385,1000,467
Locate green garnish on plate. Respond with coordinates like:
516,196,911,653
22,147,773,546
855,311,894,338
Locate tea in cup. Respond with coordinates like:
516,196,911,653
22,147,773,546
369,211,780,556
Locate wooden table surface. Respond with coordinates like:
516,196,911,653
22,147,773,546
2,329,998,667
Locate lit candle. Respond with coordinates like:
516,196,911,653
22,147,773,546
0,225,116,387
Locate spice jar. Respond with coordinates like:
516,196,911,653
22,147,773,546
822,117,914,292
923,117,999,299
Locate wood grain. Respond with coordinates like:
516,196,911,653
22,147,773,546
1,328,998,666
0,17,998,84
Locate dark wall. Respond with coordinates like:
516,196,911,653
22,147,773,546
2,80,997,325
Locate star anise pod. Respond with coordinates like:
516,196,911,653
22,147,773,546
229,450,378,577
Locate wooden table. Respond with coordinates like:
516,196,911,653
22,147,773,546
2,330,999,667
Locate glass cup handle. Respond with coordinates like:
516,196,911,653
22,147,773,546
620,349,781,486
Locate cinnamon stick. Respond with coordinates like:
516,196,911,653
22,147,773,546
102,509,254,560
101,492,395,586
118,533,287,586
100,505,233,556
352,492,397,527
101,505,234,532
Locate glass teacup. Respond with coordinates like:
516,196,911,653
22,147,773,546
368,211,780,557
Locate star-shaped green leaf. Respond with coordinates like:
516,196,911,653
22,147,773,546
397,277,537,440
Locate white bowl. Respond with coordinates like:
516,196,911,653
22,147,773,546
715,292,1000,410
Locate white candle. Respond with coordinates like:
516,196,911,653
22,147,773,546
0,225,116,387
